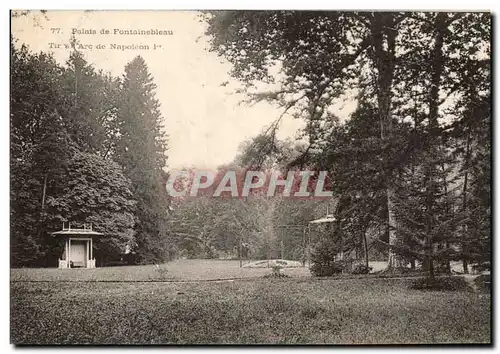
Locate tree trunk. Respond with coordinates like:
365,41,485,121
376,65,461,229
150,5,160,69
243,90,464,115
33,173,49,266
428,247,435,279
41,173,48,211
280,239,284,260
371,14,401,271
362,227,369,268
461,130,471,274
386,187,401,268
424,13,447,279
239,236,242,268
444,242,451,274
334,198,345,263
441,163,451,273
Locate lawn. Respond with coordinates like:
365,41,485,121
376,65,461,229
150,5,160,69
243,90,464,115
11,276,491,344
10,259,311,282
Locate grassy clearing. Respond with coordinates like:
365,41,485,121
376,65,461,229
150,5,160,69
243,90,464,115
11,277,490,344
10,259,311,282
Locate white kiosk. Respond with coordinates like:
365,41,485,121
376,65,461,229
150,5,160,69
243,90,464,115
52,223,103,269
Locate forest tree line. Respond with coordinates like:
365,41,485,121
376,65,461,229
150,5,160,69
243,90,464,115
195,11,491,276
11,37,170,267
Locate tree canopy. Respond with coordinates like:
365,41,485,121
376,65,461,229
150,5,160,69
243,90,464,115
10,38,171,266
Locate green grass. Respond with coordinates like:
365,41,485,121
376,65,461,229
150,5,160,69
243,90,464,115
11,277,490,344
10,259,311,282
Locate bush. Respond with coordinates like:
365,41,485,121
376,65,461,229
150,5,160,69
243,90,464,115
351,263,372,275
472,262,491,273
410,276,470,291
310,238,345,277
474,274,491,291
263,265,290,279
152,264,169,280
204,245,219,259
179,248,200,259
310,260,345,277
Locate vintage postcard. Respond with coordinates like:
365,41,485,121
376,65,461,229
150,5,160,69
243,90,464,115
10,10,491,345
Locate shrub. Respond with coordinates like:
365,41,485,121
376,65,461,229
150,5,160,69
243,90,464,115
263,265,290,279
351,263,372,275
310,238,344,276
472,262,491,273
204,245,218,259
474,274,491,291
152,264,169,280
310,260,345,277
409,276,470,291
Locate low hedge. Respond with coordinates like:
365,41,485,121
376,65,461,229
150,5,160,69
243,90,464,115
409,276,470,291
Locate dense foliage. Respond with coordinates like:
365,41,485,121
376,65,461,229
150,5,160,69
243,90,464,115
202,11,491,277
410,276,470,291
10,38,170,266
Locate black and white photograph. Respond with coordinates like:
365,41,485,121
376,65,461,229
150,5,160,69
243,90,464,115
9,8,491,345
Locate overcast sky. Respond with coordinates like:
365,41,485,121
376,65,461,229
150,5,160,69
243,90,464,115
11,10,356,169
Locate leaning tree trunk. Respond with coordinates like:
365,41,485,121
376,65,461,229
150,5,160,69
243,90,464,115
41,173,48,211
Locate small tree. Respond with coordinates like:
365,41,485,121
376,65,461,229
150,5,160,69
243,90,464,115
310,231,344,277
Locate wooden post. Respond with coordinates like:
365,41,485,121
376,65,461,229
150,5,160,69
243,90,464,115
68,238,71,268
280,230,284,260
302,227,306,267
239,236,242,268
340,233,344,261
86,240,90,268
308,224,311,268
362,227,369,268
90,238,93,260
65,238,69,268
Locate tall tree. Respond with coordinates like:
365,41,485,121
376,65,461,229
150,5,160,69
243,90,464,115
115,56,170,263
10,40,141,267
203,11,491,274
60,49,122,159
203,11,410,269
393,12,491,276
10,40,75,266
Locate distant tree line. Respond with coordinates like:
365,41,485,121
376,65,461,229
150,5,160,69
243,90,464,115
167,142,344,263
